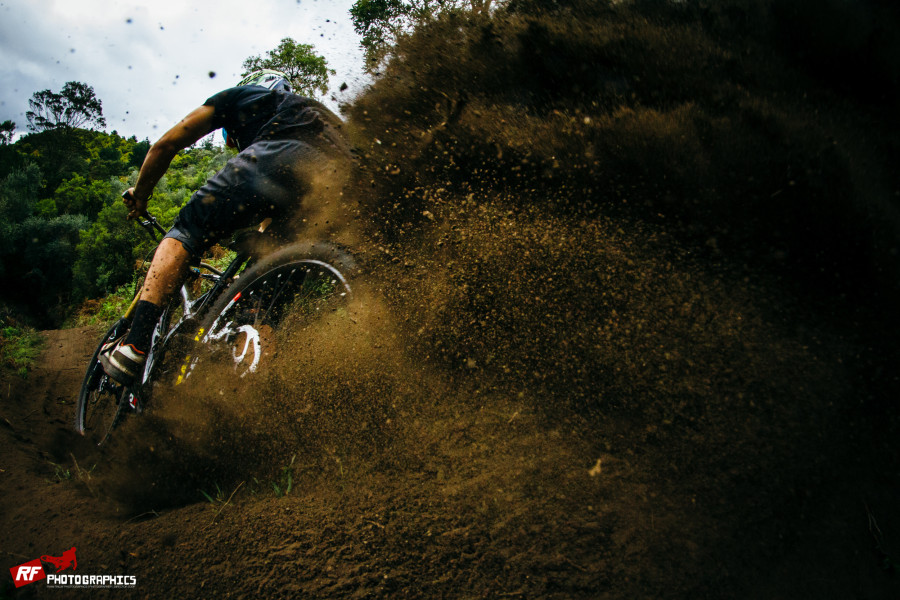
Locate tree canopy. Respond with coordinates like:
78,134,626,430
0,121,235,325
25,81,106,132
350,0,497,70
241,38,334,98
0,121,15,145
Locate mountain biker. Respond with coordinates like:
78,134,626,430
99,69,352,386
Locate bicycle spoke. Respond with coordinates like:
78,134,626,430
192,245,354,383
261,266,304,324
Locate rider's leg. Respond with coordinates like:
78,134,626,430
100,139,329,386
100,239,191,386
138,237,192,306
124,237,192,352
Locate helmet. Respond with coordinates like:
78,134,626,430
223,69,292,144
236,69,292,93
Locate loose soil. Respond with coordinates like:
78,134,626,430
5,2,900,597
1,291,899,598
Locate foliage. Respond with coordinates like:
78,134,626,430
66,279,138,329
26,81,106,132
200,483,227,504
10,128,137,196
241,38,334,97
0,165,91,306
0,163,42,229
0,324,44,377
0,77,241,327
0,120,14,144
71,197,138,300
11,129,86,193
0,119,232,324
71,144,232,301
20,213,91,296
350,0,408,68
130,139,151,169
54,174,114,219
271,455,296,497
351,0,499,69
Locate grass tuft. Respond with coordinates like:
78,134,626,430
272,455,296,498
0,324,44,378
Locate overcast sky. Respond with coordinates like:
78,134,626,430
0,0,370,142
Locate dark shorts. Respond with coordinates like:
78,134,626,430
164,138,328,257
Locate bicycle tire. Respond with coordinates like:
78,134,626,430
74,318,131,446
188,241,357,380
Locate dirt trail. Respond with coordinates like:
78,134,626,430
1,312,898,599
5,1,900,596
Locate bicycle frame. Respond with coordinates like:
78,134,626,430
125,213,249,409
77,205,355,446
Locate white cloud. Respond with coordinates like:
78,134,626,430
0,0,369,140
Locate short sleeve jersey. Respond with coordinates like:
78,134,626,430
204,86,341,150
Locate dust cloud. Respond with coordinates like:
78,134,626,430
77,1,900,596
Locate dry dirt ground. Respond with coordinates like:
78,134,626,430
1,317,899,599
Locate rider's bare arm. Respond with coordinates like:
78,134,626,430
126,105,216,218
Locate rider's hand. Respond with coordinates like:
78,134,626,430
122,188,148,220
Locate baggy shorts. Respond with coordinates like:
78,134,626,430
165,137,337,257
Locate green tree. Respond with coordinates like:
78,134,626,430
11,128,137,201
19,213,90,303
241,38,334,97
0,120,15,144
25,81,107,132
351,0,497,69
129,138,151,169
0,163,88,307
72,144,231,300
72,193,141,299
53,174,115,219
0,163,42,227
0,129,232,317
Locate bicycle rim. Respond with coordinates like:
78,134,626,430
203,258,351,378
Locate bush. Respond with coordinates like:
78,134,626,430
0,324,44,378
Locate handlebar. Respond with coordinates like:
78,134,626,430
139,214,168,239
122,190,167,240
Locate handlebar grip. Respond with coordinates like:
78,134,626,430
121,189,149,220
123,190,167,238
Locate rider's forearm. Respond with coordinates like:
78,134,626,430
133,141,180,203
132,105,217,204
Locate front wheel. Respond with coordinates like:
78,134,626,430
74,318,132,446
188,242,356,380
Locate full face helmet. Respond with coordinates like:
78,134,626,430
223,69,292,145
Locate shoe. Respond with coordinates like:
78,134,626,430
99,341,146,387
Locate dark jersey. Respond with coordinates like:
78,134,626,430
204,86,342,150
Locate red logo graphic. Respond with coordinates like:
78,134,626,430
41,547,77,573
9,559,45,589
